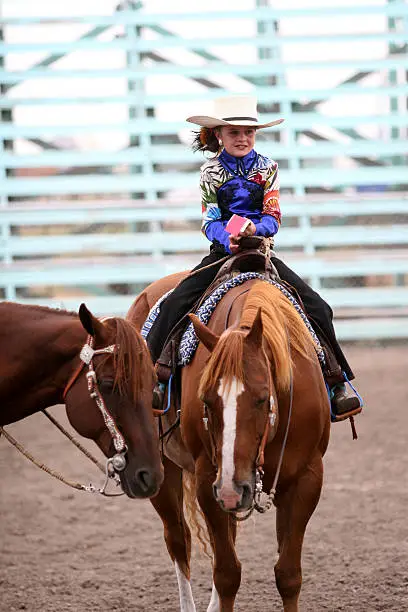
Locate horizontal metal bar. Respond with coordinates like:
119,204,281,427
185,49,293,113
0,194,408,231
2,4,407,25
0,232,208,256
321,287,408,309
0,257,195,285
1,166,407,196
2,30,407,54
2,226,407,257
1,196,407,225
1,169,406,196
1,113,407,140
2,84,407,109
3,140,408,169
9,287,408,318
8,292,408,339
334,318,408,340
3,54,408,79
1,57,408,83
1,253,408,287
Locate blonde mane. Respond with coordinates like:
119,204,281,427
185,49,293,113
199,281,317,395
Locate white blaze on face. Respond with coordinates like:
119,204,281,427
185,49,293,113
220,377,244,494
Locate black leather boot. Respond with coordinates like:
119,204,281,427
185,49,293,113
152,381,165,411
331,383,361,416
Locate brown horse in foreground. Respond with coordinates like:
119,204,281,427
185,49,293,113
129,277,330,611
0,302,163,499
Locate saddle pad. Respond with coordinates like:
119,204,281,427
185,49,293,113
140,289,174,339
141,272,325,368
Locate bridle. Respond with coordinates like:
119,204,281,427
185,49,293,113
63,334,128,473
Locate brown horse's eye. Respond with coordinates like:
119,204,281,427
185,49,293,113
256,397,268,407
99,379,114,393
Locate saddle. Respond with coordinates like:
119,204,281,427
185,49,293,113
153,237,277,468
155,236,343,397
155,237,277,383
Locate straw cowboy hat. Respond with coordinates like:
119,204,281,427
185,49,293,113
186,95,284,129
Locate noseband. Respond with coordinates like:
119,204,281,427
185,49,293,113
63,335,127,472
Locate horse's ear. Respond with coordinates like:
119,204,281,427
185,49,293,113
245,307,263,346
189,314,219,353
78,303,104,337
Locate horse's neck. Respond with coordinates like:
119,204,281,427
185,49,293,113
0,309,85,425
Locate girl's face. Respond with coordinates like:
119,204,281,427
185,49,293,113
217,126,256,157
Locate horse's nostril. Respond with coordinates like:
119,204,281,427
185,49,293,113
213,483,219,499
241,482,253,503
136,469,154,492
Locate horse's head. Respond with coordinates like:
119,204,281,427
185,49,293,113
64,304,163,499
191,309,278,512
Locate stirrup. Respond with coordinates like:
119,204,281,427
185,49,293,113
328,374,363,423
332,405,363,423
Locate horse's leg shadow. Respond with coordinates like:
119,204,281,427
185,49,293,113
195,454,241,612
274,453,324,612
150,454,196,612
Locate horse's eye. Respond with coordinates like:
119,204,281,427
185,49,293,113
99,379,114,393
256,397,268,407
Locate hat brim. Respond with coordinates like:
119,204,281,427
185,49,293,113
186,115,284,129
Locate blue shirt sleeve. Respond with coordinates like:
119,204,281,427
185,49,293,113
204,220,231,253
255,215,279,238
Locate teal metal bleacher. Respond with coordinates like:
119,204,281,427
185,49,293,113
0,1,407,339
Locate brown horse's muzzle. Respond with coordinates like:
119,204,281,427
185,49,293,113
213,476,254,511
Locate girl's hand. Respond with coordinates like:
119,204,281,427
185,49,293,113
239,220,256,237
229,234,241,254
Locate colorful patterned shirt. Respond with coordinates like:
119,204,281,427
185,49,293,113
200,148,281,254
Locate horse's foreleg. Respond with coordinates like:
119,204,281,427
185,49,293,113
274,454,324,612
150,455,196,612
196,454,241,612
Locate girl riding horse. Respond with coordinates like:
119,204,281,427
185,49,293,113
147,95,362,419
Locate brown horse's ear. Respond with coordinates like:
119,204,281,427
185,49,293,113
78,303,104,338
245,307,263,346
189,313,219,352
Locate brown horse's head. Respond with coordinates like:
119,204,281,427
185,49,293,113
191,308,278,512
191,282,315,512
65,304,163,499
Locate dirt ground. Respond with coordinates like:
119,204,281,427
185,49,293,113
1,344,407,612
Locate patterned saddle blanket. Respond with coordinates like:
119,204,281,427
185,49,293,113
141,272,325,367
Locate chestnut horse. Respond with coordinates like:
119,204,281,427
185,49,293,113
0,302,163,499
129,276,330,611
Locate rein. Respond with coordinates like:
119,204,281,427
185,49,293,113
0,423,123,496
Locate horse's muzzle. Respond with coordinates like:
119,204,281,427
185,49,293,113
213,479,253,511
121,466,163,499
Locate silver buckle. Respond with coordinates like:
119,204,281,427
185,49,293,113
80,343,95,364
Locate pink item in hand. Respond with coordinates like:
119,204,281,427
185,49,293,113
225,214,251,235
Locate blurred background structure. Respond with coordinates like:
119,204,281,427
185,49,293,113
0,0,407,339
